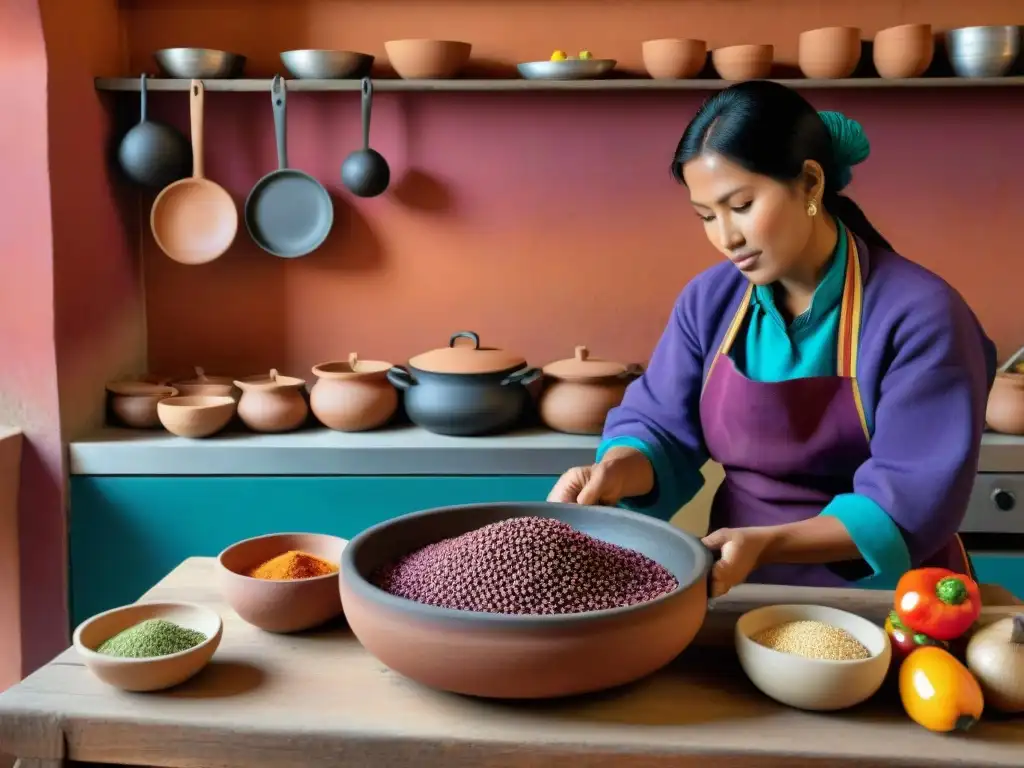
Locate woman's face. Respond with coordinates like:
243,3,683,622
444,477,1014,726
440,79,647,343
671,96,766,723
682,152,816,285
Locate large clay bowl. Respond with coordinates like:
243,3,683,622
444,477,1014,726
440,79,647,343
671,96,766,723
340,501,713,699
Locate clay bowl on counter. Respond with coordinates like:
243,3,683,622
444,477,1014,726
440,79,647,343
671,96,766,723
384,39,472,79
798,26,862,79
539,346,643,435
234,369,309,433
387,331,541,436
340,501,714,699
873,23,934,79
642,38,707,79
106,381,179,428
73,601,223,692
218,532,347,633
712,44,773,80
310,353,398,432
735,604,891,711
986,371,1024,434
172,366,238,398
157,395,236,438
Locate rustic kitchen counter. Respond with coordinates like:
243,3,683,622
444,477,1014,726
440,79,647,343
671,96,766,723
1,559,1022,768
68,426,1024,475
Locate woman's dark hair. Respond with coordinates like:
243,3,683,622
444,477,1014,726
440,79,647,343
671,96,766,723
670,80,892,252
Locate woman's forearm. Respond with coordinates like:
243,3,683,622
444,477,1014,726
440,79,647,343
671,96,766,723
599,446,656,499
758,515,862,566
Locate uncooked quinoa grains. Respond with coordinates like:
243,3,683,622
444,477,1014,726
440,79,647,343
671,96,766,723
373,516,678,615
752,620,871,661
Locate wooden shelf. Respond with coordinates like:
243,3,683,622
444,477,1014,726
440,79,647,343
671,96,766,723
94,76,1024,92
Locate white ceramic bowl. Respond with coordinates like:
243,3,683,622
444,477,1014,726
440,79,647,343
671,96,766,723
735,603,891,711
73,601,223,692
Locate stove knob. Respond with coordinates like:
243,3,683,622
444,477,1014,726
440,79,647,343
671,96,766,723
991,489,1016,511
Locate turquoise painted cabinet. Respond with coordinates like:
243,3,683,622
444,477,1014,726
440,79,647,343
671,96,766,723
69,475,557,626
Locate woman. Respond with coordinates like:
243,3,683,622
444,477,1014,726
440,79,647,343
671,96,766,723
548,80,996,598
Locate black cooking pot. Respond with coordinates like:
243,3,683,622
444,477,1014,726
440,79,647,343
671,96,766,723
387,331,541,436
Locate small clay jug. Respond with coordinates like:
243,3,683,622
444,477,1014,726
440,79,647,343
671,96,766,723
986,372,1024,435
105,381,179,429
172,366,237,398
538,346,644,435
310,353,399,432
234,369,309,433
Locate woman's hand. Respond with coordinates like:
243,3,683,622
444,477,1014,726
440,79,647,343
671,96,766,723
547,463,630,506
701,526,774,598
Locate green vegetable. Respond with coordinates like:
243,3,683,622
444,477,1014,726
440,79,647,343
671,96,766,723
97,618,207,659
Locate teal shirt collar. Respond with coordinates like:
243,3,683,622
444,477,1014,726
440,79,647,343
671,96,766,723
753,220,847,333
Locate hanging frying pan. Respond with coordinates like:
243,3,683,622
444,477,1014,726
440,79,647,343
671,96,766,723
117,73,190,188
150,79,239,265
244,75,334,258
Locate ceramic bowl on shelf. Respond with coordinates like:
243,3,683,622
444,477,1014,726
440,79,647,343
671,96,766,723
712,44,773,80
384,39,472,79
517,58,617,80
946,25,1020,78
106,381,178,429
798,26,862,79
642,39,707,79
873,24,934,79
73,601,223,692
340,501,714,699
218,532,347,633
735,603,891,711
157,395,236,438
280,49,375,79
153,48,246,79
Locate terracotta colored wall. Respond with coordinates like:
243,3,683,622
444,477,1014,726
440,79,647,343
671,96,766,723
0,429,24,692
120,0,1024,378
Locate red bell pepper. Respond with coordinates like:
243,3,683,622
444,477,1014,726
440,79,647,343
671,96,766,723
884,610,947,662
894,568,982,641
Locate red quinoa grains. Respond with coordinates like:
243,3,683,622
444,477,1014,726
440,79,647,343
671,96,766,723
373,516,679,615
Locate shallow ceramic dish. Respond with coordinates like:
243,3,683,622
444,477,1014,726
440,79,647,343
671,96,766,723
340,501,714,699
517,59,617,80
735,603,891,711
73,601,223,692
218,532,347,633
157,395,236,438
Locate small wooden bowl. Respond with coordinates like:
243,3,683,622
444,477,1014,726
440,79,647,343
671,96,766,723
73,601,223,692
873,23,934,79
217,532,348,633
157,395,236,438
642,38,707,79
798,26,862,79
106,382,179,428
385,39,472,79
712,44,773,80
735,604,890,711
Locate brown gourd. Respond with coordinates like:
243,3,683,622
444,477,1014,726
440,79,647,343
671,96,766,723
965,614,1024,713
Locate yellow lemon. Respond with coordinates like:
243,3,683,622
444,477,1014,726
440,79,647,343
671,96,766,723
578,49,593,60
550,50,567,61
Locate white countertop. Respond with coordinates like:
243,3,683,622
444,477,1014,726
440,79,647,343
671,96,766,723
68,426,1024,476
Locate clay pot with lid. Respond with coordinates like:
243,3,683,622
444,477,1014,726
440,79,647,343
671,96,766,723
986,372,1024,435
234,369,309,433
172,366,237,398
539,346,643,435
387,331,541,436
106,381,179,428
311,353,399,432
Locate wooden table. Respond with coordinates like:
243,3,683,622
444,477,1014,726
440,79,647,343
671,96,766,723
0,558,1022,768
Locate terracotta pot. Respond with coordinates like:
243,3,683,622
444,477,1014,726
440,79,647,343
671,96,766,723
712,44,773,80
798,26,862,79
539,346,643,435
234,369,309,433
873,23,934,79
310,353,398,432
986,372,1024,435
172,366,237,398
105,381,179,429
340,501,714,699
642,38,707,79
387,331,540,436
157,395,236,438
384,39,472,79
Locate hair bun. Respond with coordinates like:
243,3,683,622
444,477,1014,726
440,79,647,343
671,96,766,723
818,111,870,190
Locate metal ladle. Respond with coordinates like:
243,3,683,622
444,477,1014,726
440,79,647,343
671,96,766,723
340,78,390,198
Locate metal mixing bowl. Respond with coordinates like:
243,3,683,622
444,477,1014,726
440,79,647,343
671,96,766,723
517,59,617,80
280,49,374,79
339,501,714,699
154,48,247,79
945,26,1020,78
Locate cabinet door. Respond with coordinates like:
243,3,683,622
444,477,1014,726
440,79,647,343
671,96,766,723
69,475,556,626
970,553,1024,600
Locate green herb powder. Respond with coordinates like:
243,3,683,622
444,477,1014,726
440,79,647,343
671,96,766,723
96,618,207,659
